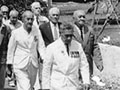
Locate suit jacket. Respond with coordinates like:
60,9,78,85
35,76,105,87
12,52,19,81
39,22,61,46
73,24,103,70
7,25,45,69
42,38,90,90
0,24,11,64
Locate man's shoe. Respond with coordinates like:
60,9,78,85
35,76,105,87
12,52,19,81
8,80,16,87
91,75,105,86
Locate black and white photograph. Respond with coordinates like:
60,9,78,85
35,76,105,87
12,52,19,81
0,0,120,90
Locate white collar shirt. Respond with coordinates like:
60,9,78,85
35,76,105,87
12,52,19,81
7,25,45,69
42,37,90,89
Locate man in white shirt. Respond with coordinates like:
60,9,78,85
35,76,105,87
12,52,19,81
31,1,49,28
5,9,22,87
5,9,22,31
42,22,90,90
7,10,45,90
31,2,49,90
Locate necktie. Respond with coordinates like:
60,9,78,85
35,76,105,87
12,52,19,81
65,44,69,55
80,27,84,41
74,22,84,41
36,16,39,25
54,24,58,40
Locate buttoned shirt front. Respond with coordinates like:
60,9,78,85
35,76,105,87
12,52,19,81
7,25,45,69
42,38,90,90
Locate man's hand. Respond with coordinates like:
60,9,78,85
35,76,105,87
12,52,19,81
6,64,13,76
97,64,104,72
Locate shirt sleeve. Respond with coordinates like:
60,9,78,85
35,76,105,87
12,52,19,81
42,45,53,89
7,31,16,64
79,44,90,84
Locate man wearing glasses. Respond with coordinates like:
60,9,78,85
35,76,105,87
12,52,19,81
72,10,104,84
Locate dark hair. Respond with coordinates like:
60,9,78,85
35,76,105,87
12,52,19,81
60,22,74,33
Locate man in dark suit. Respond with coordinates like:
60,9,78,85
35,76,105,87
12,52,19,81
39,7,61,47
72,10,104,82
0,10,11,90
39,7,61,89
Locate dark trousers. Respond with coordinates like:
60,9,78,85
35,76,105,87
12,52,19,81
86,54,93,77
0,64,6,90
79,55,93,82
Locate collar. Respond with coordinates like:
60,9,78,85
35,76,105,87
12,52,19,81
22,24,33,34
58,37,72,48
9,20,18,26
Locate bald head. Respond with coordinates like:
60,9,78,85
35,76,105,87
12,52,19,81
73,10,86,26
9,10,18,17
31,2,41,10
73,10,85,19
31,2,41,16
22,10,34,19
49,7,60,16
9,10,19,24
1,5,9,12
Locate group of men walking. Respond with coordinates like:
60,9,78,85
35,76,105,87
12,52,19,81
0,1,104,90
